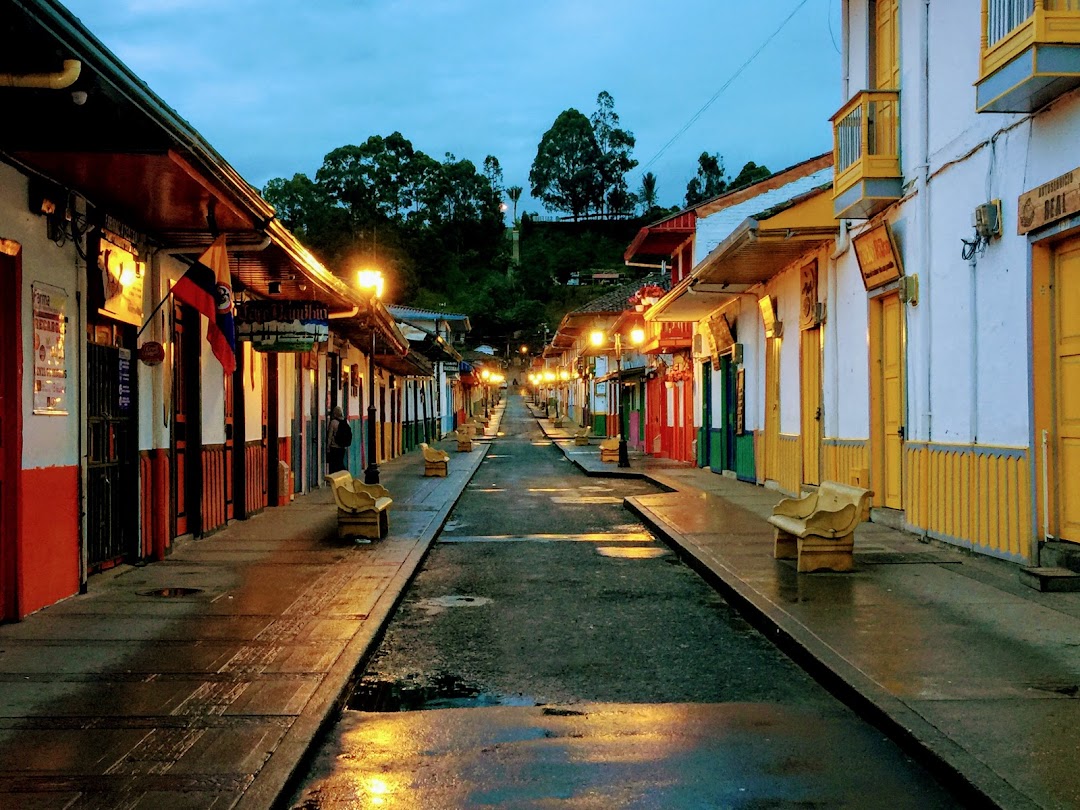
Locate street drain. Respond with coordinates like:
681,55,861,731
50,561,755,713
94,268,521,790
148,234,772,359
139,587,204,598
349,672,535,712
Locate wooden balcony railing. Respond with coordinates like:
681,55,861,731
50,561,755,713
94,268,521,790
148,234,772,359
981,0,1080,79
830,90,901,202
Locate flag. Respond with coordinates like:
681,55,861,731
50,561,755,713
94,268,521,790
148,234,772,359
172,235,236,374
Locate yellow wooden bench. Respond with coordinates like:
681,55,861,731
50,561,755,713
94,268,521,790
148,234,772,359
769,481,873,572
599,436,620,463
450,430,473,452
573,426,592,446
419,442,450,477
324,470,392,540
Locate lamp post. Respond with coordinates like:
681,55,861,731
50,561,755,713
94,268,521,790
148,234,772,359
592,327,645,468
358,269,384,485
481,368,491,418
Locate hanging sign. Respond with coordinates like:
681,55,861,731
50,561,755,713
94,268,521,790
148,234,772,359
235,300,329,352
706,313,734,370
97,234,145,327
853,223,903,291
138,341,165,365
1018,167,1080,234
32,282,68,415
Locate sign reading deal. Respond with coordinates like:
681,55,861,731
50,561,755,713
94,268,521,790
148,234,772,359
236,300,329,352
1018,168,1080,235
853,223,903,291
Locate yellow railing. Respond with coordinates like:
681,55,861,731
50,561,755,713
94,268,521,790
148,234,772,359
830,90,901,200
981,0,1080,79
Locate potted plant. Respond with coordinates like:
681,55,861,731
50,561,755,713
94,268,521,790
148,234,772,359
628,283,666,311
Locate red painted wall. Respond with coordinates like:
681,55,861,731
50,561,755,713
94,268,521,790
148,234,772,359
18,466,80,617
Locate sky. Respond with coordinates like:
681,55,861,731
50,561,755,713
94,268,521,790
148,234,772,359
63,0,843,216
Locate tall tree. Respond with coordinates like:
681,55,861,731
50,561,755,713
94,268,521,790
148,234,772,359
507,185,523,223
637,171,659,215
590,91,637,217
529,109,603,220
483,155,503,197
685,152,728,207
728,160,771,191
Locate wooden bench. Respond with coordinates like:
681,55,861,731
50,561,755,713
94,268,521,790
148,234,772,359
324,471,392,540
769,481,873,572
599,436,620,463
419,442,450,477
450,430,473,452
573,426,592,446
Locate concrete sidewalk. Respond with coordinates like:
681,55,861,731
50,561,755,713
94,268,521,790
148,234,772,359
0,420,500,809
535,409,1080,810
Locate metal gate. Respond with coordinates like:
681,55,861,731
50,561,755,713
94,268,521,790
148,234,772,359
87,340,137,569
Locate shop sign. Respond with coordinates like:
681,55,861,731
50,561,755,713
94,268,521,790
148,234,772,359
235,300,329,352
706,313,734,370
32,282,68,415
1018,168,1080,235
98,235,144,327
853,223,903,291
138,341,165,365
118,349,132,413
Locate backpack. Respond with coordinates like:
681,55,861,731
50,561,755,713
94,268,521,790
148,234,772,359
336,419,353,447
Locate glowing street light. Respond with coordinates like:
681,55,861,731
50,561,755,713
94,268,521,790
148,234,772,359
357,268,385,484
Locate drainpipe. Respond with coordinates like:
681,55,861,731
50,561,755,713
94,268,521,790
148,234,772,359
0,60,80,89
918,0,933,444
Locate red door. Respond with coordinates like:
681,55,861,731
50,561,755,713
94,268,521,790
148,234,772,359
0,247,20,621
172,302,190,537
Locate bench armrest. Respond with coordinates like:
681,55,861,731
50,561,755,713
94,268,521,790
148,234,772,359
352,480,390,500
773,491,818,520
337,488,378,511
804,503,858,534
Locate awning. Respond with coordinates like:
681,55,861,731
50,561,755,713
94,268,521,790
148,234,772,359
624,211,696,262
595,365,650,384
375,348,433,378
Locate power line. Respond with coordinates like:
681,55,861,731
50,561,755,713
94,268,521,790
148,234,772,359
638,0,812,176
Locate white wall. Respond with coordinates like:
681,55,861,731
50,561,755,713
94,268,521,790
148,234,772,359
0,163,80,470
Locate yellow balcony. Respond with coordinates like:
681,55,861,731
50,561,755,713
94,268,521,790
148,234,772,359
977,0,1080,113
830,90,902,220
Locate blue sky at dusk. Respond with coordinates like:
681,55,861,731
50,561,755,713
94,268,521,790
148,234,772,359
63,0,842,215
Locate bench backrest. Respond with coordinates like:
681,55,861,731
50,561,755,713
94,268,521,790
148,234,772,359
817,481,873,519
420,442,448,462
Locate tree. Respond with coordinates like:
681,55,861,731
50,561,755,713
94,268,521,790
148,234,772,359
507,186,523,223
728,160,771,191
529,108,603,220
482,155,503,197
590,91,637,216
637,171,659,215
685,152,728,207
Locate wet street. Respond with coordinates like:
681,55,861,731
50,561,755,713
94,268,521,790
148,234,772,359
289,395,964,808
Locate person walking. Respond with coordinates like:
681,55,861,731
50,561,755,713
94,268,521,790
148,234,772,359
327,406,351,474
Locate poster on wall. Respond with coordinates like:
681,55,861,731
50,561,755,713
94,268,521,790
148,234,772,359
32,282,68,415
97,234,145,327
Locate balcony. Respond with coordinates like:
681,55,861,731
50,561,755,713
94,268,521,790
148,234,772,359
977,0,1080,113
642,320,693,355
830,90,902,220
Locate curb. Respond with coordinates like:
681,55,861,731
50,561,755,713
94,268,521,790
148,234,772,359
239,443,492,810
624,494,1035,810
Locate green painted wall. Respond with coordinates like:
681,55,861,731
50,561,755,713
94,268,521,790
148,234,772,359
735,434,756,482
592,414,607,436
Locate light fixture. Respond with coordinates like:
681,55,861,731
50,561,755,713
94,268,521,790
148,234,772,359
630,327,646,345
590,329,605,347
71,89,87,106
357,269,384,298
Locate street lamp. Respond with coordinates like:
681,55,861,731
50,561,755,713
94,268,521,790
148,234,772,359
594,327,645,468
358,268,384,485
481,368,491,418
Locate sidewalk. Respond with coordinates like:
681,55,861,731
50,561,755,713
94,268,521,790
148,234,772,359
535,409,1080,810
0,417,501,809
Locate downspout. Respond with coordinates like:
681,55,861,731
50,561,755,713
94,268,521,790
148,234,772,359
830,0,851,443
0,59,80,89
918,0,933,445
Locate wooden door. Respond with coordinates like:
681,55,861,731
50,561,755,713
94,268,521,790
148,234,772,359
872,0,900,156
172,303,201,537
0,249,19,620
1054,240,1080,540
765,336,781,481
224,364,235,521
801,326,823,486
872,293,904,509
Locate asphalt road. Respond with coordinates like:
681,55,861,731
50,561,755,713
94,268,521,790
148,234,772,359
288,395,965,809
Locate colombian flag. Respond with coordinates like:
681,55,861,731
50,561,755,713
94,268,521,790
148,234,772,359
172,235,236,374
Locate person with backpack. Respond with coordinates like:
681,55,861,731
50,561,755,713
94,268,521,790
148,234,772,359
328,405,352,473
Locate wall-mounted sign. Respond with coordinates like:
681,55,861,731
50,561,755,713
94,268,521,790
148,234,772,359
97,235,144,327
32,282,68,415
853,223,903,291
758,295,781,339
138,341,165,365
800,259,819,330
235,300,329,352
706,313,734,370
118,348,132,413
1018,167,1080,235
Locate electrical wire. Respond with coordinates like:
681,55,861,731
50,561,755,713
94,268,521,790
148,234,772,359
638,0,812,175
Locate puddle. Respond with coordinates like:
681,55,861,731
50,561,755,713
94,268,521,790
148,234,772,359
139,587,204,598
596,547,669,559
349,672,535,712
416,594,492,615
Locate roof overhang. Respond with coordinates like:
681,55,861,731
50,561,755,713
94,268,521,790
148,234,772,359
375,348,433,378
623,211,696,262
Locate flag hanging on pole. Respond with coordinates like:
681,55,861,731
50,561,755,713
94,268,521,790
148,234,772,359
172,235,236,374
